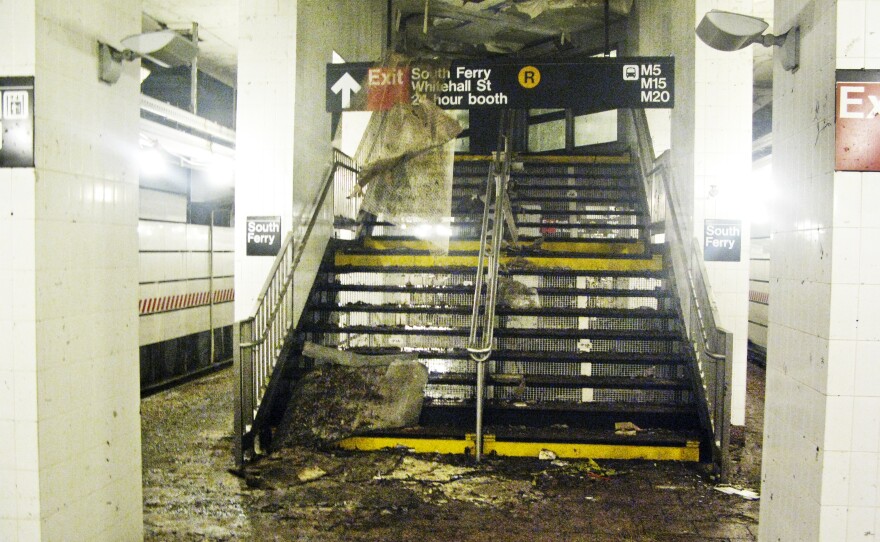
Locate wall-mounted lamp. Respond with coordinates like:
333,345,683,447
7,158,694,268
696,10,799,72
98,29,198,84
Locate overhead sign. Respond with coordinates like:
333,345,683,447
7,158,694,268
246,216,282,256
704,219,742,262
836,70,880,171
326,57,674,112
0,76,35,168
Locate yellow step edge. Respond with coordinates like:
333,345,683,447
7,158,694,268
363,238,647,256
455,154,631,165
335,252,663,272
338,435,700,462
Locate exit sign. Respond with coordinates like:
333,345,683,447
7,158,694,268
327,57,675,113
836,70,880,171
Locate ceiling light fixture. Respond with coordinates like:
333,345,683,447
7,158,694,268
696,10,799,72
98,29,199,85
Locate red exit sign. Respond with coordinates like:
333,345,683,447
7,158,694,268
836,71,880,171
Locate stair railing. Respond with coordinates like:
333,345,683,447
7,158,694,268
627,108,733,481
467,114,515,462
233,149,359,466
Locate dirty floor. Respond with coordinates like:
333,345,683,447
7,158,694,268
141,362,765,541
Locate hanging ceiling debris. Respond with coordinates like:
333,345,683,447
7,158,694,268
393,0,633,57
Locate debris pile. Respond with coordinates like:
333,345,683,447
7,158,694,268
274,343,429,448
354,55,462,253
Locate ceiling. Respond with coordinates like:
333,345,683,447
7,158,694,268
140,0,636,87
141,0,239,87
140,0,774,140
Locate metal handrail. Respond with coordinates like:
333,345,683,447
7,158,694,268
233,149,359,465
467,114,514,461
627,108,732,481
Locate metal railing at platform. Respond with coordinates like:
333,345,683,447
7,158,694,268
233,149,359,465
627,108,733,481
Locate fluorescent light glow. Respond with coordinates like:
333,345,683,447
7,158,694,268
748,162,774,224
206,155,235,186
139,146,166,177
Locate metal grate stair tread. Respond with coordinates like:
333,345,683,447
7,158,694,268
302,323,684,341
422,398,694,415
317,283,673,298
309,303,678,319
335,347,689,365
428,372,690,390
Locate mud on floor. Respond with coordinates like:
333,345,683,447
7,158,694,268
142,365,765,541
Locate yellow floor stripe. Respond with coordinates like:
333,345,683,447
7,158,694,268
455,154,631,165
363,238,646,256
338,435,700,462
335,252,663,272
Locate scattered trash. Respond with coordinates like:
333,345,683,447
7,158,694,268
577,338,593,352
297,467,328,483
574,458,620,478
373,456,472,483
714,484,760,500
614,421,644,436
538,449,558,461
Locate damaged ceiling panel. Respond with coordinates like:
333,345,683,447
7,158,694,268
394,0,632,56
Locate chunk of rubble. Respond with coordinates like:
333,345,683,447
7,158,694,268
275,343,429,448
614,421,644,436
296,466,328,483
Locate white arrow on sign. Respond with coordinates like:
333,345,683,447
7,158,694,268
331,72,362,109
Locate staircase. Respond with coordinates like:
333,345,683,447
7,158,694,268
290,154,706,461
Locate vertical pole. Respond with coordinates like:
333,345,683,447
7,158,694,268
190,22,199,115
565,109,575,152
720,330,734,482
604,0,610,56
475,360,485,461
232,321,244,466
209,210,215,365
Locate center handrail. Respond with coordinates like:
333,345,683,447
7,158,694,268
466,113,514,461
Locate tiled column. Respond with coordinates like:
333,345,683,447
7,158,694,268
0,1,143,540
694,0,754,426
234,0,386,322
234,0,298,322
760,0,880,539
631,0,753,427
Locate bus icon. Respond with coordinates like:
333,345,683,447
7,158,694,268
623,65,639,81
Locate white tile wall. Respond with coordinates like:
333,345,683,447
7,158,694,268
0,1,35,75
692,0,755,426
139,189,187,223
0,0,143,540
235,0,387,324
0,164,40,542
761,0,880,539
234,1,298,321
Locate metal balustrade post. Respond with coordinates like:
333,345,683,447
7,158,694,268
233,318,255,467
233,151,360,464
720,330,734,482
628,107,733,478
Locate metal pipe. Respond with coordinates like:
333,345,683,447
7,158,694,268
209,209,215,365
190,22,199,115
604,0,610,56
475,360,485,461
